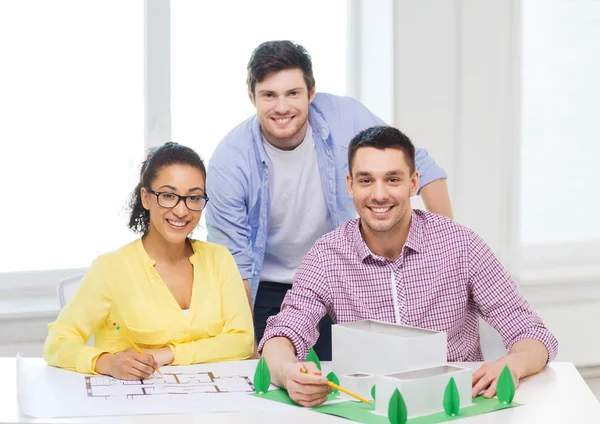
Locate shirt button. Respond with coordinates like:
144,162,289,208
253,271,258,276
259,244,263,248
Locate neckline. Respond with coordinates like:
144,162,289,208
137,237,199,266
136,238,200,315
261,123,313,157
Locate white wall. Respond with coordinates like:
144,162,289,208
392,0,600,368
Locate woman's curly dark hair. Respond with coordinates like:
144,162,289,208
128,142,206,235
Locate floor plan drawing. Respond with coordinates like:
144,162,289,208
18,357,284,418
85,372,255,399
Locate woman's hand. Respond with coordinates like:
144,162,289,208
95,349,158,380
141,347,174,367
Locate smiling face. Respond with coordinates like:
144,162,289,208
141,164,206,245
250,68,316,150
346,147,419,237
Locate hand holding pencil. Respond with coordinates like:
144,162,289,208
94,347,159,381
300,368,371,404
93,322,161,381
113,322,162,375
281,361,331,408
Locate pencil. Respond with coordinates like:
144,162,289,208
113,322,162,375
301,368,371,404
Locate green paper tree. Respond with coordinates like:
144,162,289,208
305,348,322,371
326,371,340,394
443,377,460,416
388,389,407,424
253,357,271,394
497,364,515,404
371,384,376,401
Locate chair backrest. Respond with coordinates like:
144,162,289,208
57,273,95,346
57,273,85,309
479,318,507,361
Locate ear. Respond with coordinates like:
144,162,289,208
410,171,420,197
308,85,316,104
140,187,151,210
248,91,256,107
346,172,354,198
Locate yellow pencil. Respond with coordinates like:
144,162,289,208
301,368,371,404
113,322,162,375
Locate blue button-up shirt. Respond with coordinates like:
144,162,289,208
206,93,447,302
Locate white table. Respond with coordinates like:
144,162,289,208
1,358,599,424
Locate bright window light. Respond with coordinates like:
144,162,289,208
0,1,144,272
521,0,600,245
170,0,347,165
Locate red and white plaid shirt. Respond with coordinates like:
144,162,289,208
258,210,558,362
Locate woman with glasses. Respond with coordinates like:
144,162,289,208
43,142,253,380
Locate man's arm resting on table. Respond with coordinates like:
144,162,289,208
472,338,549,398
262,336,329,407
420,179,453,219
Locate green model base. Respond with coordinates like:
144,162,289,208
251,389,519,424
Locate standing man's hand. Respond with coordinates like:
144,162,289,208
241,278,260,359
242,279,253,311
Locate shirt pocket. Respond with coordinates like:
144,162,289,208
127,325,172,348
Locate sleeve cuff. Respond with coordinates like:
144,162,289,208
258,327,310,362
76,346,110,374
239,270,254,281
507,327,559,363
417,171,448,195
169,342,194,365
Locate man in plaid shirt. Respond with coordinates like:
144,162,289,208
259,126,558,407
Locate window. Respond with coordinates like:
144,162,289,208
521,0,600,246
0,0,349,285
170,0,348,239
0,1,143,272
170,0,348,164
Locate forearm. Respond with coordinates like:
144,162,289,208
507,339,549,378
262,337,299,388
242,279,253,311
94,352,115,375
420,179,453,219
170,332,254,365
44,325,107,373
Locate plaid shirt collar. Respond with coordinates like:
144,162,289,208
351,211,425,263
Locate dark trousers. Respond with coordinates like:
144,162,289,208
254,281,333,361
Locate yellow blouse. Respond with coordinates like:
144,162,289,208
43,238,254,374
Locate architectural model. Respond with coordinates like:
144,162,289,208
85,371,254,399
332,319,473,419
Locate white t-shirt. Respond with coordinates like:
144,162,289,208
260,124,332,284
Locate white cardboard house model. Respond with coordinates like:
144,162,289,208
331,320,473,419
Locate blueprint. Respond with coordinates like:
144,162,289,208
85,371,254,398
17,356,286,418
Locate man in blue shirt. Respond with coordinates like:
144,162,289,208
206,40,452,360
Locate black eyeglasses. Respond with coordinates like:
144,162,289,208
146,188,209,211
